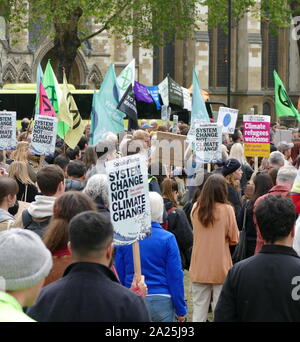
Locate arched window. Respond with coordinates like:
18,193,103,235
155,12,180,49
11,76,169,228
263,102,271,115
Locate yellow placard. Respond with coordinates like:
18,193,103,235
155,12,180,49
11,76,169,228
244,143,270,157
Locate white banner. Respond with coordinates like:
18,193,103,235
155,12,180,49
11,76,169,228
117,59,135,101
195,123,222,163
182,87,192,111
158,77,169,107
217,107,239,134
0,111,17,151
106,154,152,246
30,115,58,156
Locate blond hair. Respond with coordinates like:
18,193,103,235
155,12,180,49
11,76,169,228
225,173,240,192
8,161,34,185
10,142,29,162
229,143,246,164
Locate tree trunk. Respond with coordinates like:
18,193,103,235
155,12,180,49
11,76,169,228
53,7,83,82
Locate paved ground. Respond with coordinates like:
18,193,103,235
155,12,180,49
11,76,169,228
184,271,213,322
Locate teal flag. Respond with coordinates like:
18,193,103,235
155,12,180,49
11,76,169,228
191,68,210,125
90,64,125,145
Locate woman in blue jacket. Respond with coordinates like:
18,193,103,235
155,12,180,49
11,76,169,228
115,192,188,322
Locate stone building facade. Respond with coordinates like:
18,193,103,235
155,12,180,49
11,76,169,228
0,5,299,121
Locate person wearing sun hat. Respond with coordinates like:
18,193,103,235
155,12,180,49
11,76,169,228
0,229,52,322
222,158,243,219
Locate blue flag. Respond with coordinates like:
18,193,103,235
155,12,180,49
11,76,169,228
89,64,125,145
35,63,44,115
147,86,161,110
191,68,210,124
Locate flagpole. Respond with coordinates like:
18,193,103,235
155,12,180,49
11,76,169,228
227,0,232,108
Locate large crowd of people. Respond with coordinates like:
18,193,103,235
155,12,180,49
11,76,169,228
1,118,300,322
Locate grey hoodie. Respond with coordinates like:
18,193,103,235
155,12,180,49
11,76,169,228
65,179,85,192
0,209,15,223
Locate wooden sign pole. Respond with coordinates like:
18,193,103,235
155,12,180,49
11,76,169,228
254,157,259,173
132,241,141,281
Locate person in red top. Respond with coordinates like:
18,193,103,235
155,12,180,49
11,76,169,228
253,166,297,254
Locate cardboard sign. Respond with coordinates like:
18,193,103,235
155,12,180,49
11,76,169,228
30,115,58,156
152,131,187,167
194,123,222,163
0,111,17,151
106,154,151,246
243,115,270,157
274,129,293,147
217,107,238,134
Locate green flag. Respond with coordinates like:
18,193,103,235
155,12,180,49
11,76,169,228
43,61,70,138
274,70,300,121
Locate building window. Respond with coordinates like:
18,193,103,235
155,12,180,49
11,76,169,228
209,26,228,88
261,21,278,89
216,27,228,87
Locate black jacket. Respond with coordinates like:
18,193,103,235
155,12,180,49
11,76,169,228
163,198,193,270
240,164,254,193
237,200,256,258
27,262,151,322
227,184,242,219
16,180,39,203
214,245,300,322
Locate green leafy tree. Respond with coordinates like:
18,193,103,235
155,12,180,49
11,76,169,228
202,0,300,56
5,0,199,81
4,0,300,82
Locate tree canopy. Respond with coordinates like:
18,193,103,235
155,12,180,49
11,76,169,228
3,0,300,80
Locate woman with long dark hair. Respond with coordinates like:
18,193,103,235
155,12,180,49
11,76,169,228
161,178,193,270
189,174,239,322
43,191,97,285
237,172,273,258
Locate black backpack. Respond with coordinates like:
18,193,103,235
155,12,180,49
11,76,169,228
22,210,51,238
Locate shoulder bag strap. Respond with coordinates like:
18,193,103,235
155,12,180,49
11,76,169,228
242,200,249,232
24,184,28,202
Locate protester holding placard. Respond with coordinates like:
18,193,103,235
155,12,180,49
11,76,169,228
115,192,188,322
